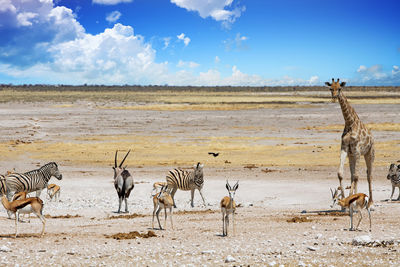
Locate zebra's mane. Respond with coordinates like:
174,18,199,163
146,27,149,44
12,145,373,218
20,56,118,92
24,162,57,175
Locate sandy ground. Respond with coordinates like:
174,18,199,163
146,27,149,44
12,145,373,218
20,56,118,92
0,91,400,266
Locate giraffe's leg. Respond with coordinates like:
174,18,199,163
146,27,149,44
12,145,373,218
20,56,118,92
338,148,348,198
364,146,374,205
349,151,361,196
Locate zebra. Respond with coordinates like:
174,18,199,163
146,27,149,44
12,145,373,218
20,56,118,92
387,163,400,201
0,175,7,197
4,162,62,218
166,162,206,208
113,150,134,213
5,162,62,199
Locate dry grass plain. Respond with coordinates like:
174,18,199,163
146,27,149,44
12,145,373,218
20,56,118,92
0,89,400,266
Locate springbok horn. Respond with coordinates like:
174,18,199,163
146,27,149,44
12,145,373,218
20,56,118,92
119,149,131,167
226,180,230,190
114,150,118,168
330,188,333,198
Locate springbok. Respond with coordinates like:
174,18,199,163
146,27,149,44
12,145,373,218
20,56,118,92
113,150,134,213
331,189,371,231
152,185,174,230
1,195,46,237
221,181,239,237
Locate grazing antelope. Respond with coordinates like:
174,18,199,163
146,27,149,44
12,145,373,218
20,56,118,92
166,162,206,208
152,185,174,230
1,195,46,237
150,181,167,197
221,181,239,237
113,150,134,213
331,190,371,231
47,184,61,201
386,163,400,201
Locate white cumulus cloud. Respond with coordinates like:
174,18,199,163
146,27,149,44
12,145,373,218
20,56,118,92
355,64,400,85
177,33,190,46
106,10,121,23
177,60,199,68
171,0,245,27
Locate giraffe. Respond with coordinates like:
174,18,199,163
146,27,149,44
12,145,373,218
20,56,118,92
325,78,374,207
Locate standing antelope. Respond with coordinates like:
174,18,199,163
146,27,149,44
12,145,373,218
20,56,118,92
166,162,206,208
113,150,134,213
221,181,239,237
47,184,61,201
331,189,371,231
386,163,400,201
152,185,174,230
1,194,46,237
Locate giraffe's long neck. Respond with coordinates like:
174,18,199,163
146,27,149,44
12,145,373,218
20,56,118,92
337,91,359,126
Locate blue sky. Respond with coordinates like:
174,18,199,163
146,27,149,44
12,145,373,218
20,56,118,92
0,0,399,86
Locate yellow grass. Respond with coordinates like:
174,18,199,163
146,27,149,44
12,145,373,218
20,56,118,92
308,123,400,132
0,135,397,168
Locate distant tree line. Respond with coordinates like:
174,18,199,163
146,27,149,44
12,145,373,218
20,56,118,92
0,84,399,92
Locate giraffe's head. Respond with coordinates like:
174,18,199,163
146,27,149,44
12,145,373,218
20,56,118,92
325,78,346,102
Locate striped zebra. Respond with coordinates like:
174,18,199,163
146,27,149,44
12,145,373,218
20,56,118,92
166,162,206,208
5,162,62,200
387,163,400,201
0,175,7,197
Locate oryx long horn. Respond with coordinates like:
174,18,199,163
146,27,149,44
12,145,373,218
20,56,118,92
119,149,131,167
114,150,118,168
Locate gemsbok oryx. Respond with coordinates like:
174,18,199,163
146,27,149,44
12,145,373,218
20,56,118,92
113,150,134,213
